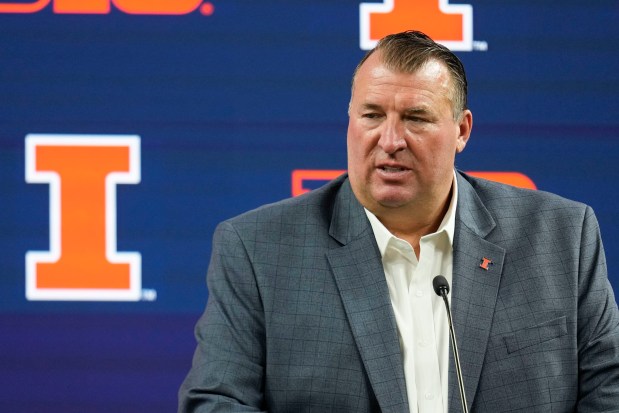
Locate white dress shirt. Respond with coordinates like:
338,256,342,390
364,173,457,413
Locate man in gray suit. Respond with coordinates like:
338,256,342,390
179,31,619,412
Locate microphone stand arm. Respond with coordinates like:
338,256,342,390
440,290,469,413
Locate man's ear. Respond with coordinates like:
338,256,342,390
456,109,473,153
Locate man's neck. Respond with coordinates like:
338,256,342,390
370,176,455,258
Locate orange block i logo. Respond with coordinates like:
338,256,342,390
359,0,474,51
25,134,142,301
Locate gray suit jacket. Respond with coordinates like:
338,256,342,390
179,172,619,412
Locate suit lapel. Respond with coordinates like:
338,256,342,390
448,173,505,412
326,178,409,413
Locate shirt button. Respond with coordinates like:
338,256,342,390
415,290,423,297
418,339,427,347
425,392,434,400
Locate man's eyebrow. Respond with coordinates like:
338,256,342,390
360,103,383,111
403,106,431,115
358,103,435,118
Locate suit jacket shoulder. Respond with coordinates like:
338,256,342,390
460,171,588,219
224,173,346,234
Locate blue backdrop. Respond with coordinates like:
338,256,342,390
1,1,618,411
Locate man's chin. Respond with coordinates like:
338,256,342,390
372,191,414,209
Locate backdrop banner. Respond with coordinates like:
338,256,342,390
1,1,618,411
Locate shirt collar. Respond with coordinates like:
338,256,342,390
364,170,458,257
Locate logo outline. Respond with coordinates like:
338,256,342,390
25,134,142,301
360,0,474,51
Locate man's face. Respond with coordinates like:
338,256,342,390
347,52,472,217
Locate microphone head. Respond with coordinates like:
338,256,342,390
432,275,450,296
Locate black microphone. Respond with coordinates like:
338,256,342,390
433,275,468,413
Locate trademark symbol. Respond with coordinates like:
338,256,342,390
473,40,489,52
141,289,158,302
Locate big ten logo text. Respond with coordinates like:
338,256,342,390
25,134,142,301
360,0,478,51
292,170,536,197
0,0,214,15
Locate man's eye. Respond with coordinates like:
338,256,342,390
406,116,428,123
362,113,381,119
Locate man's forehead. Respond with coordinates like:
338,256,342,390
359,51,447,76
353,56,454,105
356,67,451,98
357,56,450,86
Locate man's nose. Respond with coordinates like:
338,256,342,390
378,119,406,154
